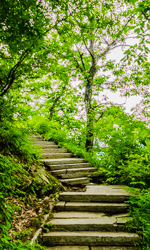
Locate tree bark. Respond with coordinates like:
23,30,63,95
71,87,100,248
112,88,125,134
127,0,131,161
84,39,97,152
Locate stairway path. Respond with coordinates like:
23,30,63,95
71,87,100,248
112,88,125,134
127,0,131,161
32,135,95,186
30,135,140,249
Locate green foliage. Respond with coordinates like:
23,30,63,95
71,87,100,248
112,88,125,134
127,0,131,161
29,116,61,135
0,154,46,250
128,190,150,249
0,126,40,161
95,106,150,188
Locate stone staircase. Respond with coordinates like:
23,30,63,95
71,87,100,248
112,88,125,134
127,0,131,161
31,135,140,250
32,135,96,186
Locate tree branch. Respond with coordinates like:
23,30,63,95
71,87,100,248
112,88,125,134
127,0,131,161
75,45,87,72
95,111,105,122
110,44,130,50
97,15,135,60
141,11,150,21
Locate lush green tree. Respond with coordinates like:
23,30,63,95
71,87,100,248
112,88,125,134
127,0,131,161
43,0,148,151
0,0,82,98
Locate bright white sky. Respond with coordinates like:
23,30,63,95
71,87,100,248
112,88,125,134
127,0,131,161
99,34,150,114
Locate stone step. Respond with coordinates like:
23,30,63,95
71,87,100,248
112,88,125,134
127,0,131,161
29,135,44,141
41,158,86,165
53,211,106,219
32,141,56,145
91,248,138,250
52,167,95,177
46,247,138,250
41,153,73,159
61,177,90,185
41,148,68,153
36,145,59,149
49,163,92,170
42,231,140,246
55,202,129,213
59,192,129,203
47,214,132,231
58,171,96,179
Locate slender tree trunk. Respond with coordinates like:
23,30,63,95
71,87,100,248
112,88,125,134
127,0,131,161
85,109,94,151
84,38,97,151
84,78,95,152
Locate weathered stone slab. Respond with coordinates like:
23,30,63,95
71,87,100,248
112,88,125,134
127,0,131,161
41,153,72,159
30,136,43,141
35,145,59,149
49,163,91,170
67,167,96,174
47,217,126,231
59,192,129,203
60,172,94,179
53,211,105,219
42,231,140,246
86,185,131,196
41,148,68,153
61,177,90,185
55,202,129,213
41,158,86,165
91,247,138,250
52,169,67,175
48,212,132,231
47,247,89,250
55,202,65,211
32,141,56,145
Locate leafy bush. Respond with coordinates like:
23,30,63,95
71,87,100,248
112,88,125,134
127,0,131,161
0,154,44,250
1,129,40,161
95,107,150,188
128,189,150,249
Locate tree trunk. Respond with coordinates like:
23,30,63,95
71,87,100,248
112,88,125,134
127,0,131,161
84,38,97,151
85,110,94,151
84,78,95,152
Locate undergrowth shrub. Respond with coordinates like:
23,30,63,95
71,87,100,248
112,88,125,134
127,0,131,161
128,190,150,249
0,126,40,161
94,108,150,188
0,154,46,250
